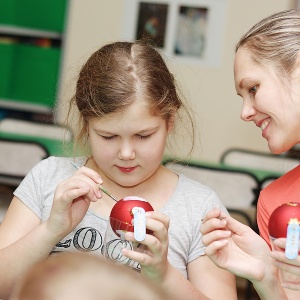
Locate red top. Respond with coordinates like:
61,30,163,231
257,165,300,248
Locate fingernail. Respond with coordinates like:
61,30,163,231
125,232,133,239
220,219,227,226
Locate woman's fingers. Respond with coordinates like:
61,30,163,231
205,239,229,257
281,281,300,290
202,229,231,247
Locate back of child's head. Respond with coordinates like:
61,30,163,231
10,252,170,300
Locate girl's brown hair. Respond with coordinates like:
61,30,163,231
66,40,195,156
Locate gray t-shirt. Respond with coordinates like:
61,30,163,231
14,156,227,278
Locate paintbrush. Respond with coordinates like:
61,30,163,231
69,161,118,202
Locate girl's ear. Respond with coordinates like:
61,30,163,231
167,113,176,133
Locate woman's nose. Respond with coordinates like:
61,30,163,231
240,100,256,122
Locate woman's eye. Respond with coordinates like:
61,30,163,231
249,85,258,94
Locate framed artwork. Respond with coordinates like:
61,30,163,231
134,2,168,48
122,0,227,67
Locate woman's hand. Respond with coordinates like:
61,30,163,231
270,238,300,290
122,211,170,283
46,166,103,238
200,208,271,282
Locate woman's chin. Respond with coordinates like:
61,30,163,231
268,142,292,155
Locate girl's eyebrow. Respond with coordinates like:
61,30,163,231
94,126,159,135
137,126,159,134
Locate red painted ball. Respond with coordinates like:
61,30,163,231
109,196,154,235
268,202,300,239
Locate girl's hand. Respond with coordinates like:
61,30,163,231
47,166,103,238
122,211,170,282
270,238,300,290
201,208,271,282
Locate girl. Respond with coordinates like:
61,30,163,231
0,41,236,299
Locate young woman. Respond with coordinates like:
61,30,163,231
201,9,300,300
0,41,236,299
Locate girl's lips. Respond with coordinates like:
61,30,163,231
118,166,136,173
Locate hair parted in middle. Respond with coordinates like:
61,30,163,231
66,40,196,156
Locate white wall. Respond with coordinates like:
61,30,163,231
58,0,295,163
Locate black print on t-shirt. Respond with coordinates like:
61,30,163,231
53,226,141,271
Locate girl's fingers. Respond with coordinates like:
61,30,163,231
73,166,103,184
72,167,103,198
125,213,169,258
60,175,102,201
145,211,169,230
121,246,150,266
73,165,102,180
63,187,93,203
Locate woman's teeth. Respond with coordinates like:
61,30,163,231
261,119,270,131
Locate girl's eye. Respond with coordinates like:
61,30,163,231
249,85,258,94
101,135,117,140
137,134,152,140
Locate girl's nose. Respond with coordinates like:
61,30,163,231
118,141,135,160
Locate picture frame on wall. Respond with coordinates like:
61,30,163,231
122,0,227,67
135,2,169,48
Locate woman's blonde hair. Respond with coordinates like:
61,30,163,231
236,9,300,76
